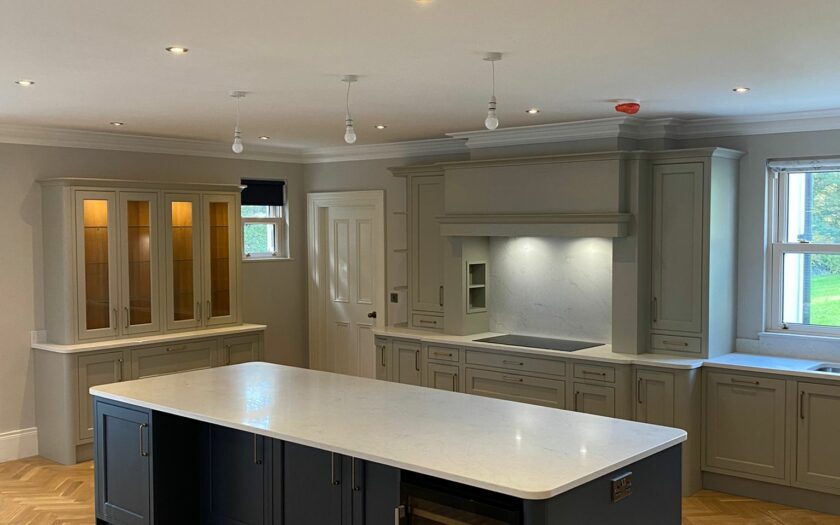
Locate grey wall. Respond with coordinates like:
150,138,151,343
678,129,840,340
0,143,306,436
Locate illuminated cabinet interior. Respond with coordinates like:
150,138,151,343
40,179,242,344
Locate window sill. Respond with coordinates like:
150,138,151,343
752,331,840,362
242,257,294,263
760,330,840,342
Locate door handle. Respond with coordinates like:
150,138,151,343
195,301,201,321
117,358,124,382
415,350,420,371
502,375,523,383
800,391,806,420
439,285,444,307
652,297,658,323
731,378,760,386
380,346,387,367
224,344,231,365
139,423,149,457
367,311,377,319
574,391,580,411
452,373,457,391
206,300,211,320
351,458,361,492
253,434,262,465
330,453,340,485
124,307,129,329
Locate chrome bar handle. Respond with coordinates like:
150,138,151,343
139,423,148,457
637,377,643,404
330,453,340,485
800,391,806,420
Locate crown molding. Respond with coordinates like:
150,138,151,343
300,137,468,164
3,108,840,166
0,123,304,163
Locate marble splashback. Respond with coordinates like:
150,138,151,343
488,237,612,343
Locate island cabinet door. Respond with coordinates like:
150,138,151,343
94,400,152,525
282,442,344,524
200,425,272,525
344,456,402,525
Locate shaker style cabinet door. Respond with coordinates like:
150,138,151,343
221,334,261,366
118,192,161,336
427,362,459,392
634,369,675,427
164,193,203,331
202,194,239,327
374,337,391,381
572,383,616,418
94,401,152,525
75,191,120,340
410,176,445,315
796,382,840,491
393,340,423,386
78,351,125,442
651,163,704,334
282,442,343,524
705,372,787,479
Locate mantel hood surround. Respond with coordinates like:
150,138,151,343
391,148,744,238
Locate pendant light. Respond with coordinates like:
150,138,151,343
483,52,502,130
342,75,358,144
230,91,246,154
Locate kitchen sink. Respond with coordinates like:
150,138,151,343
810,364,840,374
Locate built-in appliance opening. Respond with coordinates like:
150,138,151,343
401,471,523,524
474,334,601,352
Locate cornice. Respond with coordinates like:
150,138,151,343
2,108,840,165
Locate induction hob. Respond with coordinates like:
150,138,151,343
473,334,601,352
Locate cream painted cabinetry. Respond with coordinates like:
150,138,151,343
796,382,840,492
704,371,787,480
41,179,243,345
634,369,675,426
393,339,423,385
409,174,445,325
648,151,741,358
465,368,566,409
34,326,264,465
571,383,615,417
427,363,460,392
374,337,391,381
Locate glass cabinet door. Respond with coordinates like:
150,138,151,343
164,193,203,330
118,192,160,335
203,194,238,326
75,191,119,340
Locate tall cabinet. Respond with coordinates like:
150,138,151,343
648,149,742,358
42,179,242,344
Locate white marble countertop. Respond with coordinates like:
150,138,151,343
90,363,686,500
32,323,266,354
373,327,707,369
373,327,840,381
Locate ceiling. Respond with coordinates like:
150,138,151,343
3,0,840,150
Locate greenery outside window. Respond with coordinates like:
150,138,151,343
241,179,289,260
768,164,840,336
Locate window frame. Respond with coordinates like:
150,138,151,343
240,179,290,261
767,166,840,337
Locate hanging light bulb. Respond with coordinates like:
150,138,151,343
230,91,246,154
342,75,358,144
483,53,502,130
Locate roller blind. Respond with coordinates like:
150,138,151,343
241,179,285,206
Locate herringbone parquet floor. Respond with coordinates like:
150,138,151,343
1,456,839,524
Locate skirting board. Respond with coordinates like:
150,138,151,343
703,472,840,516
0,427,38,463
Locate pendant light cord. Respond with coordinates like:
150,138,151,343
491,60,496,98
345,80,352,117
235,95,241,129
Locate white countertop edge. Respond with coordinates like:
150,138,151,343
32,323,267,354
89,387,686,500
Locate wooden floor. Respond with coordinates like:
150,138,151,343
1,457,839,524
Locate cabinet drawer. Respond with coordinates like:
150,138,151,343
573,362,616,383
131,339,217,379
465,368,565,409
426,344,460,363
651,334,701,354
411,313,443,331
465,350,566,377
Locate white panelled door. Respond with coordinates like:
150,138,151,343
308,192,385,378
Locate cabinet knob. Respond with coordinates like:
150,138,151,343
367,311,377,319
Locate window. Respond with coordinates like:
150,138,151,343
769,162,840,336
241,179,289,260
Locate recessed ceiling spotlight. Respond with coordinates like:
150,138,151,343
732,86,750,94
374,124,387,130
415,0,435,5
258,136,270,140
165,46,189,55
526,108,540,115
109,121,125,126
15,79,35,86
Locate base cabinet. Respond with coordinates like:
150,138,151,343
393,340,423,386
79,351,127,442
704,371,787,480
633,369,675,427
201,426,271,525
221,334,262,366
571,383,615,417
427,363,459,392
95,402,152,525
465,368,566,409
796,382,840,492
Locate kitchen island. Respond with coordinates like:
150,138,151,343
91,362,686,524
